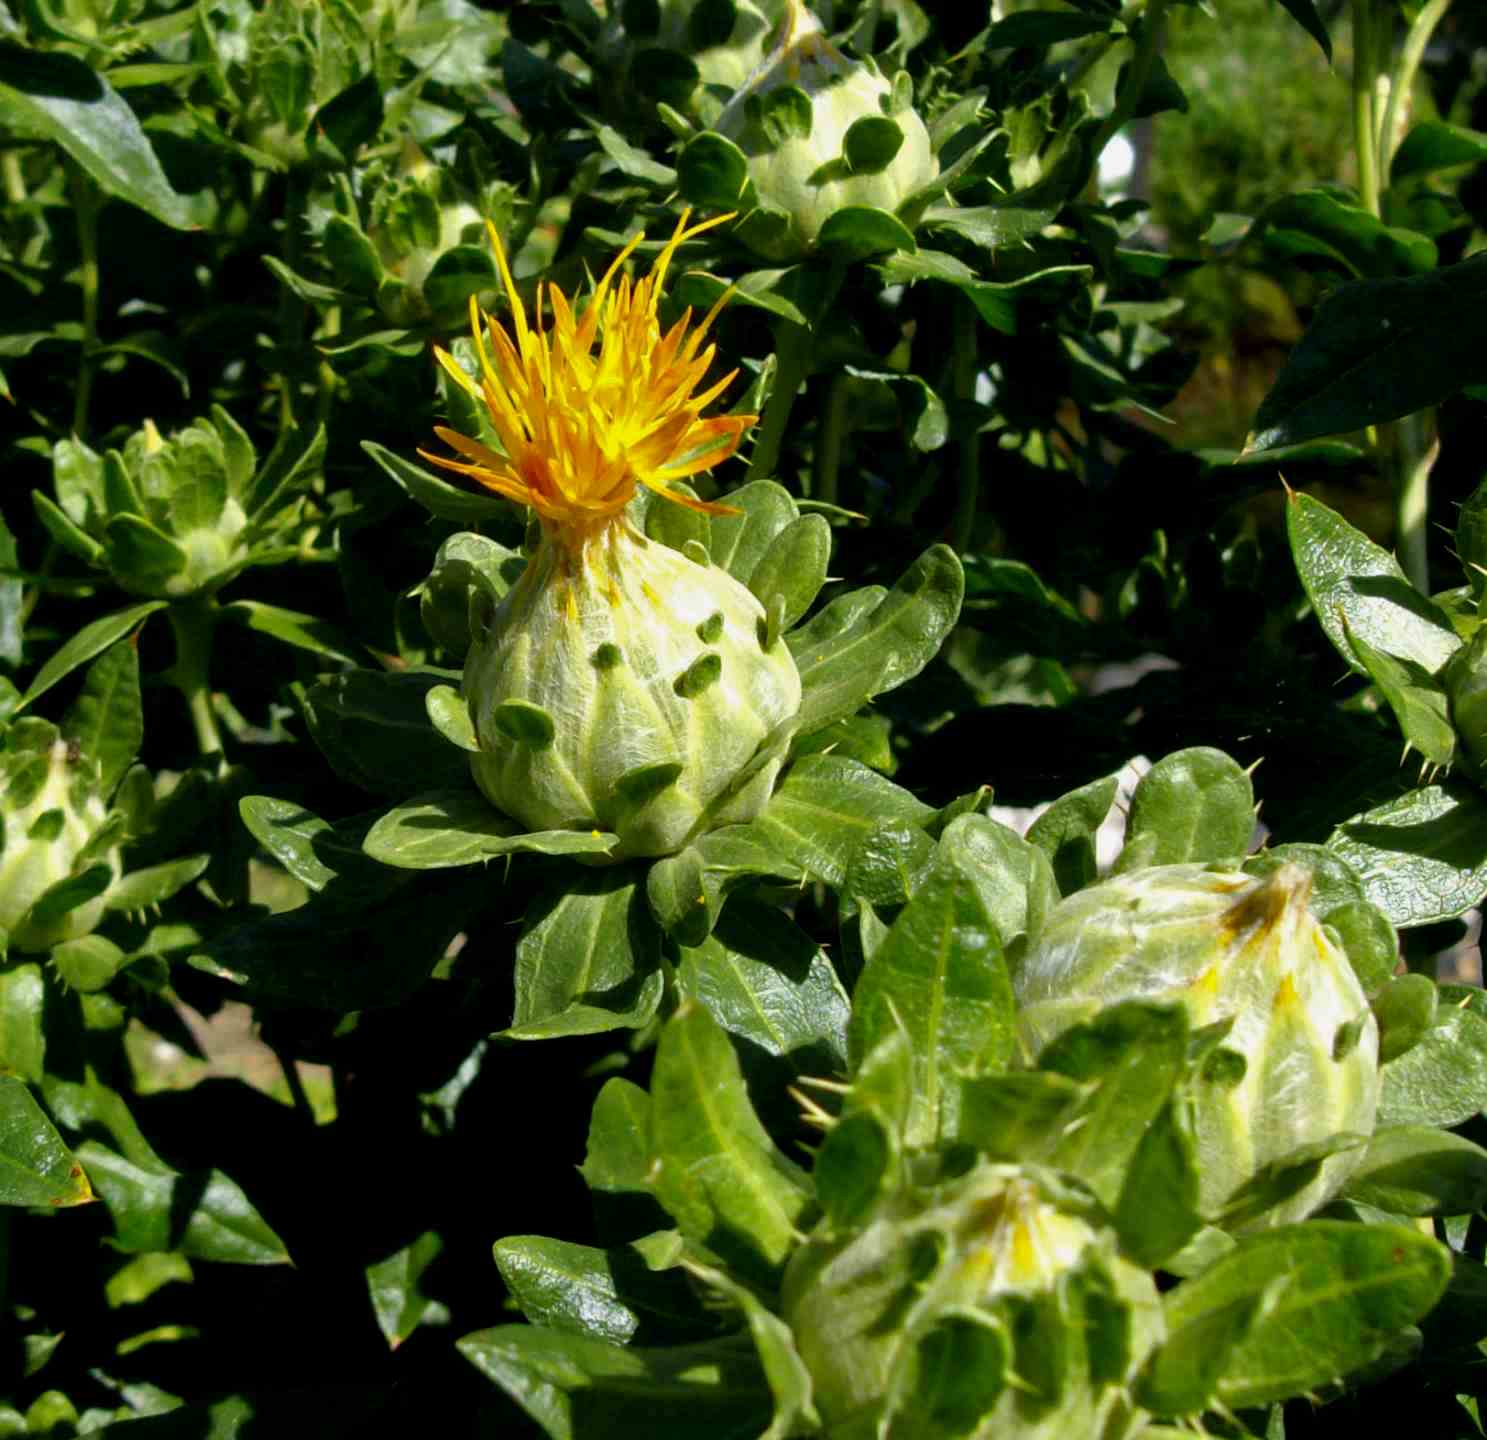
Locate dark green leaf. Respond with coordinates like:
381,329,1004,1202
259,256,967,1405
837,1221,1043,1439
363,439,510,524
238,797,337,892
816,206,917,262
0,44,195,228
1275,0,1331,60
60,637,140,799
1328,783,1487,927
504,871,663,1039
309,72,384,160
1164,1222,1448,1409
1118,747,1255,869
1340,1125,1487,1216
1285,490,1459,678
1256,190,1436,279
366,1231,444,1350
1378,1004,1487,1128
1026,774,1118,896
16,602,166,713
0,1078,93,1207
1249,255,1487,451
676,132,752,211
1345,625,1456,766
1371,973,1439,1064
985,11,1110,45
648,1001,809,1284
581,1079,653,1194
219,600,365,667
848,862,1015,1146
789,546,964,737
1391,122,1487,183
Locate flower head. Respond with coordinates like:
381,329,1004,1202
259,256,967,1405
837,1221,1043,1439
422,211,753,545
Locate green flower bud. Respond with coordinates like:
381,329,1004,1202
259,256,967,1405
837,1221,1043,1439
782,1161,1162,1438
465,521,800,858
0,720,122,953
599,0,784,104
42,409,318,600
712,0,936,259
1015,863,1380,1228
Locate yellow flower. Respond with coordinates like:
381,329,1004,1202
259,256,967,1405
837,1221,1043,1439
421,211,753,547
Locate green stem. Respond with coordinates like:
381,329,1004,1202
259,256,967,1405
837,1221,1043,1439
1351,0,1381,217
276,172,306,434
314,303,341,434
949,297,981,555
812,374,850,506
1,150,24,205
70,169,101,440
1394,412,1436,594
1092,0,1170,160
167,597,225,768
746,319,813,484
1380,0,1452,177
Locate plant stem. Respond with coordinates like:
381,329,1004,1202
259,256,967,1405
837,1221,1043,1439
167,596,225,768
70,168,101,440
1351,0,1381,217
812,373,850,506
1380,0,1452,176
746,319,813,484
949,296,981,554
1091,0,1170,161
1394,411,1437,593
276,172,306,435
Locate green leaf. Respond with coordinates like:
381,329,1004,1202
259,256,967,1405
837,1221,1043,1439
458,1326,772,1440
75,1140,288,1262
676,131,752,211
1114,1100,1203,1268
104,854,209,914
32,489,104,565
747,515,831,631
1026,774,1118,896
362,439,510,524
848,862,1016,1146
750,754,932,888
309,71,384,160
675,899,849,1072
504,871,663,1040
1328,783,1487,927
0,1078,93,1207
366,1231,444,1350
956,1071,1087,1160
51,935,126,992
844,822,938,908
16,602,167,713
296,670,475,799
648,1001,810,1284
1275,0,1331,60
1117,747,1255,869
1371,973,1439,1064
0,963,46,1085
842,366,949,452
238,797,337,892
1256,190,1436,279
1285,490,1460,679
424,244,500,315
814,1111,896,1230
1378,1005,1487,1129
1391,121,1487,183
596,124,676,186
1248,254,1487,451
0,44,195,229
581,1078,653,1194
816,205,917,262
1339,1125,1487,1216
985,11,1111,45
104,513,188,591
1345,624,1456,766
1162,1222,1448,1409
789,546,964,737
708,481,798,586
645,824,803,942
363,788,617,869
936,814,1058,965
218,601,366,668
494,1234,706,1345
843,116,904,175
60,637,141,799
1038,1004,1191,1213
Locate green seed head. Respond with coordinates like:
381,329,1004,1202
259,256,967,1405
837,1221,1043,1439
1015,862,1381,1229
0,728,122,953
782,1161,1162,1438
713,0,936,259
463,522,801,859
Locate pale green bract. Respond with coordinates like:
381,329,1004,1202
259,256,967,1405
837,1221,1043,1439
464,523,800,859
1015,862,1381,1229
782,1160,1163,1439
714,0,936,259
0,722,122,953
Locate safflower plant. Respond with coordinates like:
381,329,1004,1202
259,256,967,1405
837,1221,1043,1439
7,0,1487,1436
